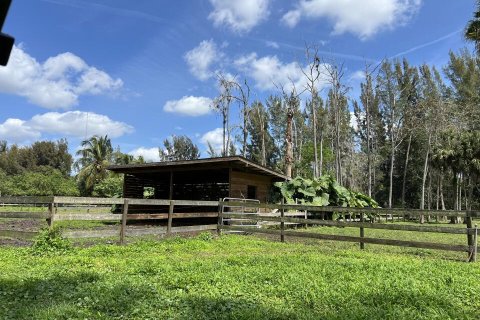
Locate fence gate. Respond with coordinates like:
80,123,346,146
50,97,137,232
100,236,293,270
221,198,260,232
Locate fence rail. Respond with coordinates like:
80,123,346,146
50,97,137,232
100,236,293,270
217,200,479,262
0,197,478,262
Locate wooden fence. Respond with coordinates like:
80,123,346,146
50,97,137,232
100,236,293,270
0,196,218,243
0,196,478,262
217,200,479,262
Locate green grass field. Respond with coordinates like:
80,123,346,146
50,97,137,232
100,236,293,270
1,233,480,320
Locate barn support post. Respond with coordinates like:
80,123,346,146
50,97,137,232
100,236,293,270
120,199,129,245
280,198,285,243
466,215,475,262
217,198,224,236
360,212,365,249
169,171,174,200
47,202,55,228
167,200,174,234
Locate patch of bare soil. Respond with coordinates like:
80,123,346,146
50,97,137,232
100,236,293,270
0,219,45,232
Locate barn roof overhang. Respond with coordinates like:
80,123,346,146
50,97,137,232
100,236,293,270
107,156,288,180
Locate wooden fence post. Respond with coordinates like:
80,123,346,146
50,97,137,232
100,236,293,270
217,198,223,236
47,202,55,228
466,214,475,262
474,224,478,263
360,212,365,249
280,198,285,243
120,199,129,245
167,200,174,234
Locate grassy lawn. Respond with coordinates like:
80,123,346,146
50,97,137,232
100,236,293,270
1,234,480,319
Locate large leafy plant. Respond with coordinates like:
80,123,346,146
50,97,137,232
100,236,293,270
273,175,378,208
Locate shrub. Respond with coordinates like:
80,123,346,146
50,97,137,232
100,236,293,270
31,226,72,255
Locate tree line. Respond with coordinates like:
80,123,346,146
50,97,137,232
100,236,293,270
1,7,479,210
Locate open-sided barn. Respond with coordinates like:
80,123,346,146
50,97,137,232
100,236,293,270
107,157,287,212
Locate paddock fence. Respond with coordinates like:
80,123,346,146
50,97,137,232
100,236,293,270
0,196,478,262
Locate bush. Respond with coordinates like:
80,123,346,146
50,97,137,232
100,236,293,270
31,226,72,255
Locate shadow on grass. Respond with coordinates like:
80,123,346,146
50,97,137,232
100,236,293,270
0,271,157,319
0,272,476,319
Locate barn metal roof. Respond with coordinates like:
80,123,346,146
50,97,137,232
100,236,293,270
107,156,288,180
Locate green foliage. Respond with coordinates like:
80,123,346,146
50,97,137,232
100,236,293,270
197,231,214,241
31,226,72,255
0,140,72,176
273,175,378,208
75,135,114,196
1,236,480,319
0,167,79,196
160,135,200,161
92,174,123,198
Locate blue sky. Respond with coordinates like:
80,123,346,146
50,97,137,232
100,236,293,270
0,0,475,161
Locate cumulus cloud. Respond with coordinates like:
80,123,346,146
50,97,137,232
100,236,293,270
282,0,422,40
234,53,303,91
163,96,213,116
0,46,123,109
0,119,41,143
234,53,329,92
184,40,223,81
208,0,270,33
200,128,224,153
0,111,133,143
128,147,160,163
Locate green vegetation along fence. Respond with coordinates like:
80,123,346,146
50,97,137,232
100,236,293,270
218,200,479,262
0,196,479,262
0,196,217,243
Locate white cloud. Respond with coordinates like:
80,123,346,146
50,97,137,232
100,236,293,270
234,53,329,92
0,111,133,143
208,0,270,33
128,147,160,163
184,40,223,81
266,41,280,49
281,10,301,28
163,96,213,116
0,119,41,143
0,46,123,109
350,111,359,131
200,128,224,153
282,0,422,40
349,70,366,82
234,53,304,91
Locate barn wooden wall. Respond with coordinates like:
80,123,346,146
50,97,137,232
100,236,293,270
229,170,273,202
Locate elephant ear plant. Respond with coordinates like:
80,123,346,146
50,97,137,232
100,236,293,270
273,175,378,220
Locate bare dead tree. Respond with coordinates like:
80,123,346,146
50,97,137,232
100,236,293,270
301,43,322,178
322,59,349,185
212,73,235,156
275,80,304,178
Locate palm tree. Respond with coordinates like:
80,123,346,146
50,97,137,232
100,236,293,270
75,135,113,195
465,1,480,54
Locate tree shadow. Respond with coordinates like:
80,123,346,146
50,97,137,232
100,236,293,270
0,272,477,319
0,271,155,319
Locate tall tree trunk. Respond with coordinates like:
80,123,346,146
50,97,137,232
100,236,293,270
440,173,445,210
243,107,248,157
285,110,293,178
222,111,227,156
312,103,318,178
420,134,431,212
401,134,412,207
319,131,323,177
388,142,395,209
261,124,266,166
